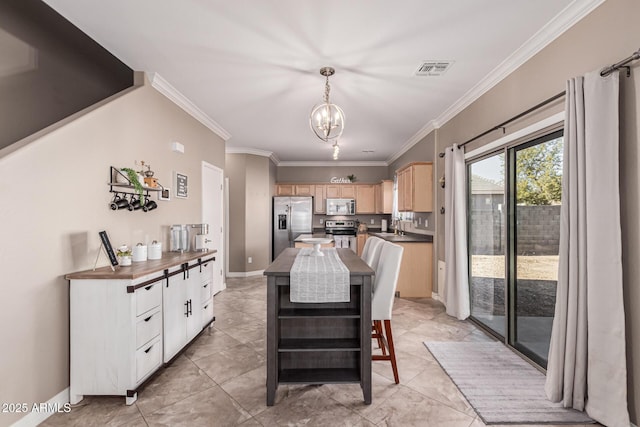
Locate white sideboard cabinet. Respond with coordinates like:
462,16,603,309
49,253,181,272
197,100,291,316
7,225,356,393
67,251,216,405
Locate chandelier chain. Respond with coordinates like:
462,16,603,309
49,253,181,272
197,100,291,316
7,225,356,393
324,76,330,104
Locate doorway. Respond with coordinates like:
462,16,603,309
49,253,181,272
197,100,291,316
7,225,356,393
202,161,225,294
468,130,563,368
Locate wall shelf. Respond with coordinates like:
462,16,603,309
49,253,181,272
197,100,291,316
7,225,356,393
108,166,161,212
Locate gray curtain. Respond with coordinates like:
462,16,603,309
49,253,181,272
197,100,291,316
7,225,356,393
545,70,629,427
443,144,470,320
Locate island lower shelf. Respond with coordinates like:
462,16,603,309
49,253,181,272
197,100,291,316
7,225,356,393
279,368,361,384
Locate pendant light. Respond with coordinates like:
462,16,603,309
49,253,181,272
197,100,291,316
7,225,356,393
309,67,345,142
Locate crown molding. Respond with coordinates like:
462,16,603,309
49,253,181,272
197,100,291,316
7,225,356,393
225,146,280,164
277,160,388,167
150,73,231,141
394,0,604,161
386,120,437,165
432,0,605,130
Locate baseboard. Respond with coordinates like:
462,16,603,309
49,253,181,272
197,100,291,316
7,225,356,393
227,270,264,278
11,387,70,427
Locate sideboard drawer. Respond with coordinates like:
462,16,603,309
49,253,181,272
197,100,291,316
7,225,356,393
136,307,162,349
135,280,162,316
136,337,162,383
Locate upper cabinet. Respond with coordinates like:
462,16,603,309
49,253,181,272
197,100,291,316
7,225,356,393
314,185,326,214
275,184,314,196
376,180,393,214
326,184,355,198
355,185,376,214
396,162,433,212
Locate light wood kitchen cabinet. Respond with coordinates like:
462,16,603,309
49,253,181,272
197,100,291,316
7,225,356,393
396,162,433,212
327,184,355,198
395,242,433,298
376,180,393,214
357,233,368,256
356,185,376,213
275,184,314,196
294,184,314,196
276,184,295,196
314,184,326,214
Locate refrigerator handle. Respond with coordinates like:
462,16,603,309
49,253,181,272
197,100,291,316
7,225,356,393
287,205,293,245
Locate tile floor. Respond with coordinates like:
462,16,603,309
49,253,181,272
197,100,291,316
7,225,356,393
42,276,595,427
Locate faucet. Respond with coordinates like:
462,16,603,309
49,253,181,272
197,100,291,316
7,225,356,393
395,217,404,236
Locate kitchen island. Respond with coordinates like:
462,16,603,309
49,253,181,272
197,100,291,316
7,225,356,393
263,248,374,405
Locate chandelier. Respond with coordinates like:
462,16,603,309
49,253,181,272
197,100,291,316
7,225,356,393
309,67,345,142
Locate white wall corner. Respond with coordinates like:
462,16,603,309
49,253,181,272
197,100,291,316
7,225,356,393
225,147,280,165
150,72,232,141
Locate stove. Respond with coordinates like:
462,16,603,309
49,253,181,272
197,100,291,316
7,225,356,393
325,220,357,252
324,220,357,235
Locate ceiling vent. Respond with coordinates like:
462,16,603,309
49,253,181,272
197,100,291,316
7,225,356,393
415,61,454,76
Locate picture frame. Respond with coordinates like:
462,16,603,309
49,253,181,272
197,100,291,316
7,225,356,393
174,172,188,198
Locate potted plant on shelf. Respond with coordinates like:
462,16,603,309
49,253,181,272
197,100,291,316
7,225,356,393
347,174,356,183
116,245,132,266
119,167,145,205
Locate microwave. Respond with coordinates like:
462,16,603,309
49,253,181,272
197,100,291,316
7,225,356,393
326,198,356,216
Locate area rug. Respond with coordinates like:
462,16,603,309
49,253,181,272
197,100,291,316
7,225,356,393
423,341,594,425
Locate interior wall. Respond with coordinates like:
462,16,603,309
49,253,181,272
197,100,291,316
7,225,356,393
225,153,272,273
225,153,247,273
431,0,640,421
276,165,389,183
0,0,133,152
0,79,225,427
245,155,271,271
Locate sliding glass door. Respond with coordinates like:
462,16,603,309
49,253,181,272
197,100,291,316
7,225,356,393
468,130,563,368
469,153,506,339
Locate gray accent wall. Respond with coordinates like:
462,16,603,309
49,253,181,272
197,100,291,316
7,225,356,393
0,0,133,152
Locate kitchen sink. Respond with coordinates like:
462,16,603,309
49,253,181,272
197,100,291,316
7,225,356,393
372,232,397,236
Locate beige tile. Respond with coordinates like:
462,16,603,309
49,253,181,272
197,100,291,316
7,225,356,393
144,386,251,427
135,355,216,416
319,372,403,418
254,385,375,426
363,386,475,426
372,348,430,384
183,328,245,361
405,363,475,416
194,343,265,385
219,366,291,416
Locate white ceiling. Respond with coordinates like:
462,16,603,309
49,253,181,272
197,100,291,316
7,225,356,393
43,0,599,164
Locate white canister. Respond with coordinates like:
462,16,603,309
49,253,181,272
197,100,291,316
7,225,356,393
148,241,162,259
132,243,147,262
381,219,388,232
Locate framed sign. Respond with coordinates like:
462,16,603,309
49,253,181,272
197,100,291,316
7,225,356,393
98,230,118,267
175,172,188,198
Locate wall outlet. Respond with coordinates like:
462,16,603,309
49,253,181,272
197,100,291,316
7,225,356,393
320,219,324,224
248,256,252,264
370,219,374,224
418,218,422,225
425,219,428,227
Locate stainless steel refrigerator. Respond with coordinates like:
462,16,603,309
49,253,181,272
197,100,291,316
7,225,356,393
273,196,313,260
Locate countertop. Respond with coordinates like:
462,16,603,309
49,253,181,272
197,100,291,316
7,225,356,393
66,250,217,280
368,231,433,243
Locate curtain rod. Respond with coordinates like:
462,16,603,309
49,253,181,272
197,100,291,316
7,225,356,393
438,47,640,158
438,91,565,157
600,48,640,77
